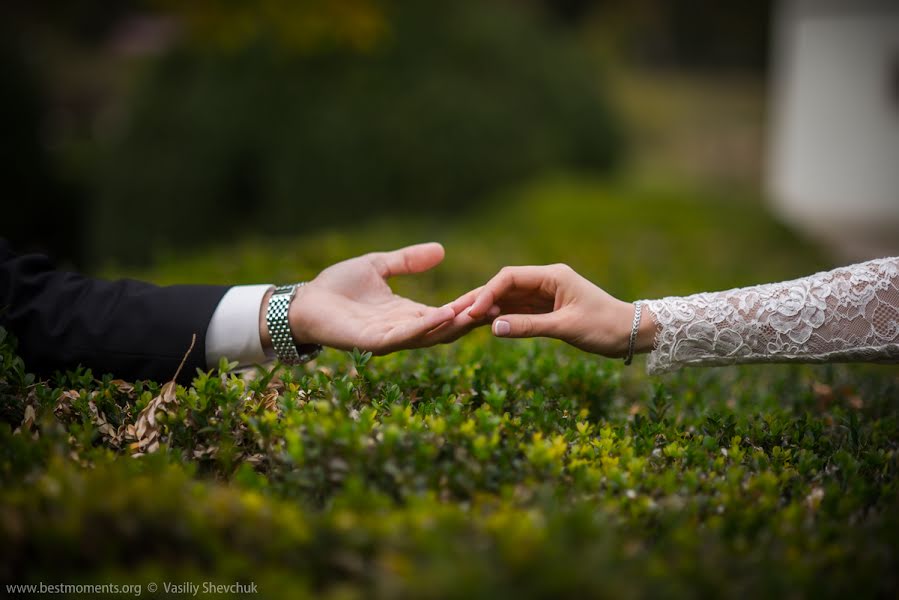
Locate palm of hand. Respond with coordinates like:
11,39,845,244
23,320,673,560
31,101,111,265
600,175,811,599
289,246,461,355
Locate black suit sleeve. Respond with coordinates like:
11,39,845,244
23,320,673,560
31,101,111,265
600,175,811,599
0,239,229,384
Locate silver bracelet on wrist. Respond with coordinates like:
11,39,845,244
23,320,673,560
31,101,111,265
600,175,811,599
623,301,643,366
266,283,322,365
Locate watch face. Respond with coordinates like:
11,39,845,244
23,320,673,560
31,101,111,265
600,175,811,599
296,345,323,363
275,284,297,300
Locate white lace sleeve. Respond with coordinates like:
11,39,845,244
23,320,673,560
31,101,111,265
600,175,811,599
642,257,899,374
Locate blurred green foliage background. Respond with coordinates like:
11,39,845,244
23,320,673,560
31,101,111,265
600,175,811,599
3,0,775,272
91,0,623,264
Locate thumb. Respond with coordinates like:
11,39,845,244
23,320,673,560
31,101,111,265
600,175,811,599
492,312,563,339
374,242,445,278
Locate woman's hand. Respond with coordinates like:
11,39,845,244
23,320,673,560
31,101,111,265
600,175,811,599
453,264,656,357
262,243,494,356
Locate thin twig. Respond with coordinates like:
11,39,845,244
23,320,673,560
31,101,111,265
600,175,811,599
171,333,197,383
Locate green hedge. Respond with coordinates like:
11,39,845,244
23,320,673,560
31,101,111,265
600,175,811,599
92,0,622,265
2,327,898,597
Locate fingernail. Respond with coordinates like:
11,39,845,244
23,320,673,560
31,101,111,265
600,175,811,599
488,305,501,318
493,320,511,337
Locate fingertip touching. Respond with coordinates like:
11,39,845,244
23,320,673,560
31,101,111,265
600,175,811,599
434,304,456,324
468,289,495,319
446,287,480,315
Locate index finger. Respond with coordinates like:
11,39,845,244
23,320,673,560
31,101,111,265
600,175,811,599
468,266,559,318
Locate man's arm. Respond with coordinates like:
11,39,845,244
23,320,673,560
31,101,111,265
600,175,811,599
0,239,228,383
2,240,491,384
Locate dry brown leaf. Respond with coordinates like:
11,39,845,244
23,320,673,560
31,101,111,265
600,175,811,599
192,445,219,459
244,453,265,465
109,379,135,395
260,391,280,413
54,390,80,421
21,405,36,430
132,380,179,455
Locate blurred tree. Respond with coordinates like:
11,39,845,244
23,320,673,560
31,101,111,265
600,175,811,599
91,0,624,265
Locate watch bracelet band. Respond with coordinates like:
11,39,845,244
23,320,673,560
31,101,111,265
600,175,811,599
266,283,322,365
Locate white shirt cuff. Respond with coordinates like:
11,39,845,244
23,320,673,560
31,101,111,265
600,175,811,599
205,284,273,368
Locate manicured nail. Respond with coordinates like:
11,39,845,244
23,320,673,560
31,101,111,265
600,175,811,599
493,320,511,337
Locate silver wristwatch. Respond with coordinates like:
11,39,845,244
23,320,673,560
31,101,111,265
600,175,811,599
265,283,322,365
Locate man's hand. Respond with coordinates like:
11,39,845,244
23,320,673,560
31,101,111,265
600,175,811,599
261,243,494,356
452,264,656,358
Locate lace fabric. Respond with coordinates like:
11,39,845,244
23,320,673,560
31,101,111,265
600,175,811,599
642,257,899,374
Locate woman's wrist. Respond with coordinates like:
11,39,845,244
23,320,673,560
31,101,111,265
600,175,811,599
634,303,658,354
610,301,657,359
